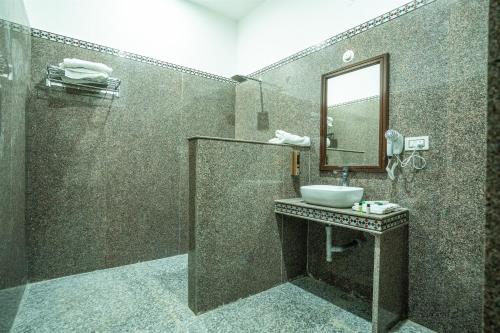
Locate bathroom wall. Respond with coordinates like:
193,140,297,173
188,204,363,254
236,0,410,74
22,0,238,77
188,137,309,314
0,2,30,331
485,0,500,330
26,36,235,281
21,0,428,77
235,0,489,332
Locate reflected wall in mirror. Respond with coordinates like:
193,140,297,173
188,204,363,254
320,54,389,172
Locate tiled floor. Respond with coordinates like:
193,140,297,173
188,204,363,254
10,255,434,333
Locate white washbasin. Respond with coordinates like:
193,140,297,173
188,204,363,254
300,185,364,208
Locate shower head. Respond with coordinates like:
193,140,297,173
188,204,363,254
231,74,247,82
231,74,262,83
232,74,267,129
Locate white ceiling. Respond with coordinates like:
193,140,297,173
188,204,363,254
187,0,266,20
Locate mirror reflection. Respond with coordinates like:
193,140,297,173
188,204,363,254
326,64,380,166
320,54,388,172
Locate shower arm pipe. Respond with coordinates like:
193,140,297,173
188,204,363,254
239,75,261,83
242,76,264,114
231,74,264,113
258,81,264,114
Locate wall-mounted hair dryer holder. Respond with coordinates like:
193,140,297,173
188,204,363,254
385,129,427,180
385,129,404,156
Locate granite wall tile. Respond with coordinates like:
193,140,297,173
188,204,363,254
433,2,489,331
26,91,108,279
0,27,29,289
103,62,183,268
279,148,310,282
374,226,409,332
178,74,235,254
0,2,30,331
280,215,307,281
484,0,500,331
188,138,309,314
234,0,489,331
26,37,235,280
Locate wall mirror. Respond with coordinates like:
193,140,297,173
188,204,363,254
320,54,389,172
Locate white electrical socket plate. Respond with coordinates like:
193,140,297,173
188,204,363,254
405,136,429,151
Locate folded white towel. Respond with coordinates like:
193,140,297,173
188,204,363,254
60,58,113,75
268,130,311,146
352,201,398,214
64,68,109,83
370,203,401,215
327,117,333,127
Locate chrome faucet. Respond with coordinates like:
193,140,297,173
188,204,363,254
340,167,349,187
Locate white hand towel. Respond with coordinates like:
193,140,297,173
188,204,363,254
327,117,333,127
370,203,401,215
268,130,311,146
268,137,286,144
64,68,109,82
60,58,113,75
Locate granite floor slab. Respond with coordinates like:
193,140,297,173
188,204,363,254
10,255,434,333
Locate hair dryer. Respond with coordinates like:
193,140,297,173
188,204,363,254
385,129,404,156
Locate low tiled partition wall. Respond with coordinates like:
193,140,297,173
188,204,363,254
188,137,310,314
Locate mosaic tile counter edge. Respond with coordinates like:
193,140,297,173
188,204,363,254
275,198,409,233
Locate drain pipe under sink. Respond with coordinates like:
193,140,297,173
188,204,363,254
325,225,364,262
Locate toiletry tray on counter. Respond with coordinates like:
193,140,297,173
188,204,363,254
45,65,121,98
274,198,408,235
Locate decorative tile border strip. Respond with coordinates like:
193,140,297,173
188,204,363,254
30,27,237,84
2,0,436,84
275,202,408,232
248,0,437,78
0,18,236,84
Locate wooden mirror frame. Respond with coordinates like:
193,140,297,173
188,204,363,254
320,53,389,172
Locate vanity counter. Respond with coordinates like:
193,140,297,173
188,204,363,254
275,198,408,235
275,197,409,333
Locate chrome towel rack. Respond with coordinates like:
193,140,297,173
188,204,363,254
45,65,121,98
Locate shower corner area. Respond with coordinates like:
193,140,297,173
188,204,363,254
0,0,499,332
0,0,31,331
2,0,237,289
